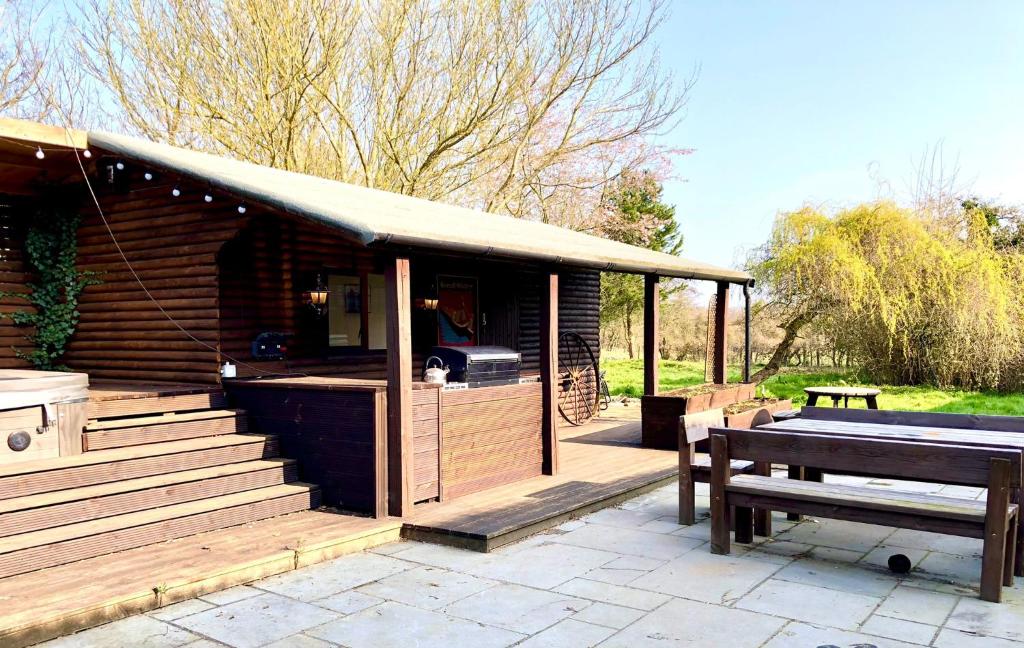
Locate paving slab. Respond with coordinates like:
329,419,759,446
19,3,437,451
570,601,646,629
464,541,622,589
312,589,384,615
860,614,938,645
357,565,495,610
762,621,922,648
515,618,615,647
630,549,785,604
306,601,524,648
149,597,217,621
174,592,338,648
444,583,589,634
42,615,199,648
553,577,670,611
875,584,960,626
887,528,984,557
549,523,704,560
775,518,894,552
736,579,881,630
947,591,1024,643
255,553,413,601
599,597,785,648
262,636,334,648
773,556,899,597
933,627,1024,647
198,585,264,606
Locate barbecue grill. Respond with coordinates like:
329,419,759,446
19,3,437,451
429,346,521,387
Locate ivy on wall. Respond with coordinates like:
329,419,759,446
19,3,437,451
0,199,100,370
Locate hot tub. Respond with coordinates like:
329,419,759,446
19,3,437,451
0,369,89,465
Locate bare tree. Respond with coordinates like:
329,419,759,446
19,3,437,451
79,0,690,226
0,0,50,118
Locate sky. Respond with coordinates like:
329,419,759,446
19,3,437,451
655,1,1024,274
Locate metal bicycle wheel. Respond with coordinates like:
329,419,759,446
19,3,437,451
557,331,600,425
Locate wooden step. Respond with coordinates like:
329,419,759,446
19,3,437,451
88,388,227,419
83,410,248,451
0,435,279,500
0,483,320,579
0,459,298,538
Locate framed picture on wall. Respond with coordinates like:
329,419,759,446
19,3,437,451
437,275,477,346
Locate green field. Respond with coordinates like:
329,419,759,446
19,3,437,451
601,357,1024,415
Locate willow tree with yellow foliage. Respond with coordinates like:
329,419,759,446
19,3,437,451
78,0,689,228
748,201,1024,390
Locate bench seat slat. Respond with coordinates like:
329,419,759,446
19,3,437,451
726,475,1017,523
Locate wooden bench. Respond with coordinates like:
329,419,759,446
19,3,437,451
677,409,766,529
801,406,1024,432
708,427,1022,602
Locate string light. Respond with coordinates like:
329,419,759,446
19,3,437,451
144,172,153,181
172,186,181,197
115,161,125,170
35,147,44,160
237,204,247,214
82,149,92,159
204,194,213,203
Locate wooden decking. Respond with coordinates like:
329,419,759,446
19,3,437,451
0,511,401,648
405,409,678,551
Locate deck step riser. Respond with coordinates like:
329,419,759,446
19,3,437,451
88,392,227,419
0,489,320,580
0,438,279,500
83,416,248,451
0,463,299,538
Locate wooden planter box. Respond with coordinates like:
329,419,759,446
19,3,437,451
640,383,756,450
724,399,793,429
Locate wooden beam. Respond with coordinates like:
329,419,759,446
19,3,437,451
712,281,730,384
540,272,559,475
644,274,660,395
385,257,413,516
0,117,88,150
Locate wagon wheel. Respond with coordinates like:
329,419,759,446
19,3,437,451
557,331,600,426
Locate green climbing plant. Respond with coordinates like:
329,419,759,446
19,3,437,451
0,200,100,370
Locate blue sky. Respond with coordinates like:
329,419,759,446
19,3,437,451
656,1,1024,272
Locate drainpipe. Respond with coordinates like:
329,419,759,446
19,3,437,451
743,281,752,384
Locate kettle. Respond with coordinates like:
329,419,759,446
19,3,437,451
423,356,450,385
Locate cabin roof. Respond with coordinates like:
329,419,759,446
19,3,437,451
14,119,751,283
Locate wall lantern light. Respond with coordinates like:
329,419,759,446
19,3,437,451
415,297,439,310
304,274,329,316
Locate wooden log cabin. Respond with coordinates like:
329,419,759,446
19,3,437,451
0,118,751,558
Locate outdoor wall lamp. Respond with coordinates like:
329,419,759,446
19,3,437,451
415,297,439,310
303,274,329,316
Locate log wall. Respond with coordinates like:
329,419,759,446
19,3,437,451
67,177,247,384
0,200,31,369
439,382,544,499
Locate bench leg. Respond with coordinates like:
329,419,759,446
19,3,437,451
866,395,878,409
981,459,1012,603
1013,489,1023,577
1005,520,1018,588
734,506,754,544
710,435,731,555
806,393,818,407
679,452,696,525
787,465,804,521
754,461,772,537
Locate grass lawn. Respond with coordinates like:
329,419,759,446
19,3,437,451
602,357,1024,415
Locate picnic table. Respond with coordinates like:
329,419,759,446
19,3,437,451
759,415,1024,576
804,386,880,408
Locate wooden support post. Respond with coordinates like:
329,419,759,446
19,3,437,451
644,274,660,396
981,458,1012,602
385,257,413,517
710,433,731,554
712,281,730,384
541,272,559,475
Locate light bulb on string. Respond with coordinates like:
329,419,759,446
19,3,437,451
35,147,44,160
204,194,213,203
115,161,125,171
172,186,181,197
237,204,247,214
144,172,153,181
82,149,92,159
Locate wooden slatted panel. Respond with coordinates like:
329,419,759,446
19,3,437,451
440,382,543,499
83,411,248,450
412,387,440,502
0,484,320,579
0,435,278,499
0,459,298,537
0,199,31,368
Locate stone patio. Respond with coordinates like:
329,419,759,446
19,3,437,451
40,476,1024,648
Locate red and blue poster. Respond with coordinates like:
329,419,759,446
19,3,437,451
437,275,477,346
